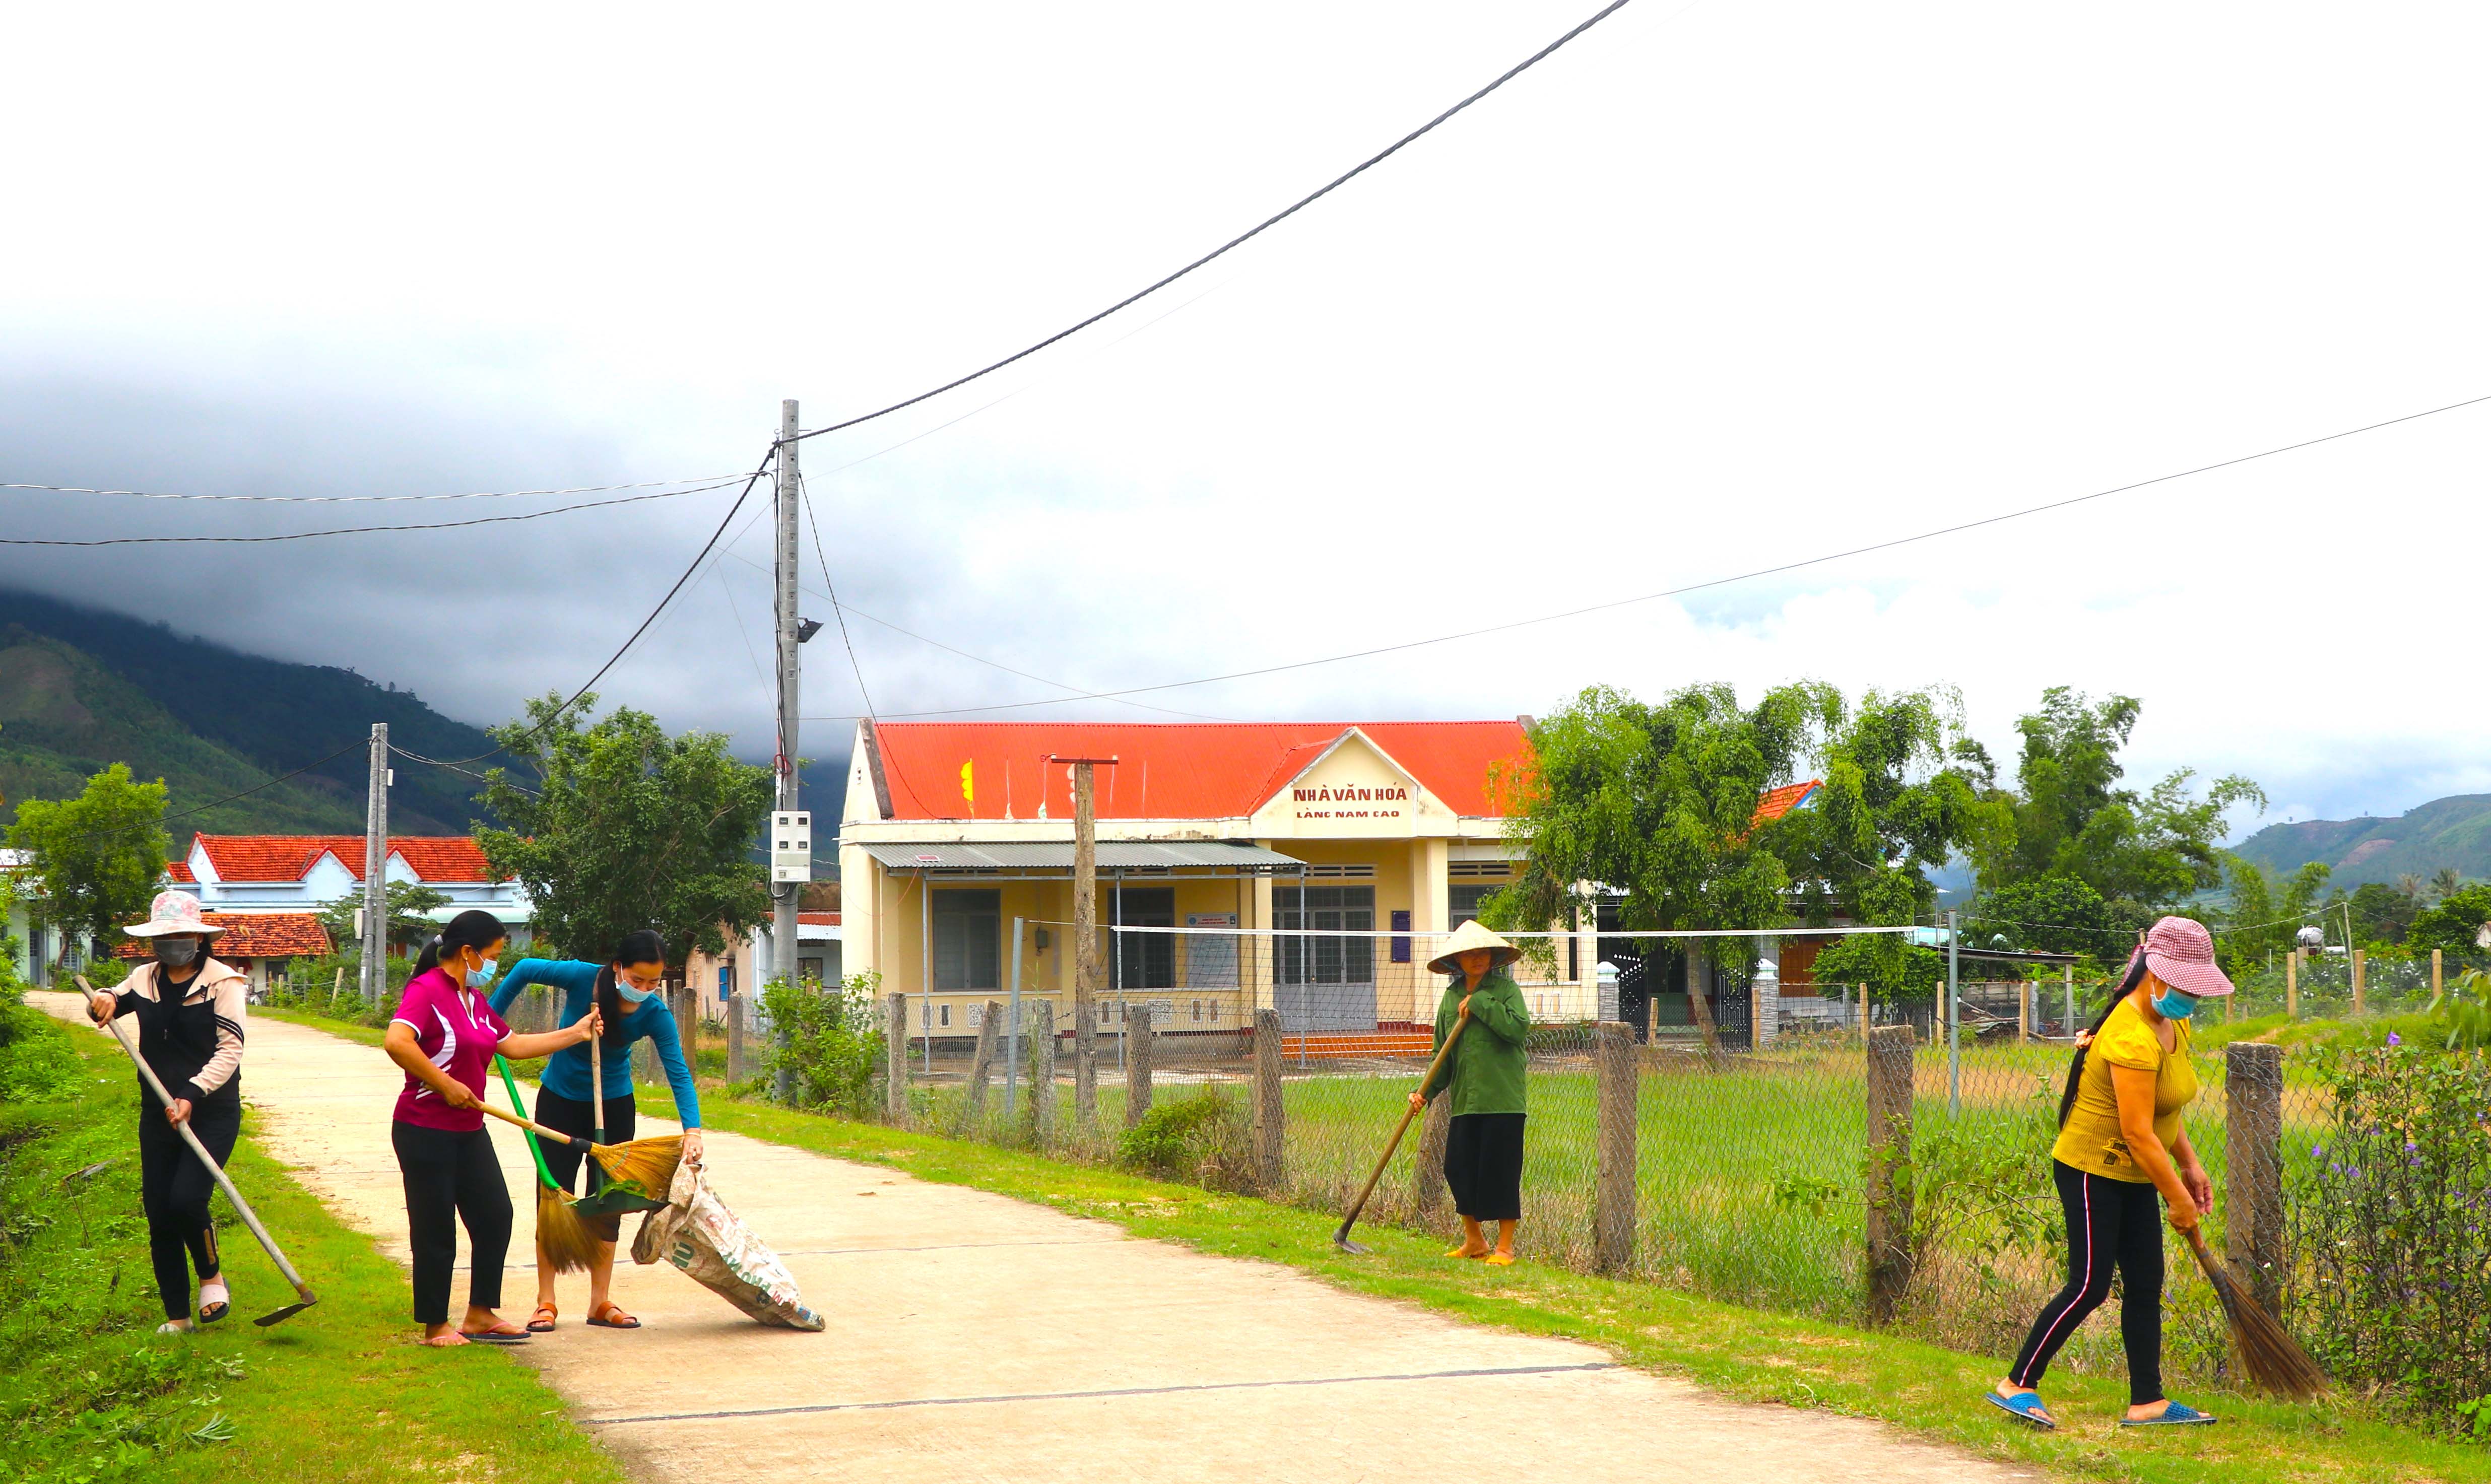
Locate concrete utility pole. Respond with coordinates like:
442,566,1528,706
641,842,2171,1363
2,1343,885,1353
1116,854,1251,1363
1945,908,1961,1118
1050,754,1116,1131
772,399,803,1104
360,723,389,1003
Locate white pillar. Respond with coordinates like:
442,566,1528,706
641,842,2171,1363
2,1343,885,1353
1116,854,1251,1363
1755,936,1782,1047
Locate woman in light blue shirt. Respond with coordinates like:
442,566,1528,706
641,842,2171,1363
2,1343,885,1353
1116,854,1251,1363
488,928,702,1332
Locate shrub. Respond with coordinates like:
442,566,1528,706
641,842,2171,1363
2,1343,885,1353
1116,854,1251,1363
760,972,884,1116
2294,1042,2491,1425
1116,1091,1253,1188
0,1005,82,1108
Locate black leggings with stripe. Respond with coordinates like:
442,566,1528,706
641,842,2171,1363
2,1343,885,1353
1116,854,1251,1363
2008,1160,2166,1405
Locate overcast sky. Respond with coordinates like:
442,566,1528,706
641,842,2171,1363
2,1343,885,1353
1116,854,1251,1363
5,2,2486,836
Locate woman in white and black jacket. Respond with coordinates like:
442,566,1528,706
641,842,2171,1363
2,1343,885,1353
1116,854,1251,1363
85,891,249,1333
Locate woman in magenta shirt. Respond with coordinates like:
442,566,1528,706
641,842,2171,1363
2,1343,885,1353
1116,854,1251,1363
382,910,600,1347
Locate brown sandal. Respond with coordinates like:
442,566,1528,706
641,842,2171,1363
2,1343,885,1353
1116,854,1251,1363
586,1302,640,1330
526,1304,558,1333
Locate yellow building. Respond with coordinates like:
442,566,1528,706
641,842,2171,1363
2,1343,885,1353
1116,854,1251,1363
838,719,1595,1046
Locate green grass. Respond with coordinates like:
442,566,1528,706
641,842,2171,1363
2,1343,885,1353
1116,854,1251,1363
0,1007,623,1484
628,1082,2491,1484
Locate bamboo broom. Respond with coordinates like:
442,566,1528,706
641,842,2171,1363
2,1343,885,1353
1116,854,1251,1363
475,1104,683,1202
493,1055,599,1275
2180,1226,2326,1399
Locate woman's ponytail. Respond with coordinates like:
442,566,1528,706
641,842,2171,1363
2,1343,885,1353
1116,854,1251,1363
2057,949,2150,1128
413,935,445,975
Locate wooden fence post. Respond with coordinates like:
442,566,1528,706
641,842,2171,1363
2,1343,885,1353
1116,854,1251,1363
1027,999,1057,1142
2433,947,2444,1004
1858,984,1870,1039
1593,1021,1637,1275
1125,1004,1156,1127
956,1001,1002,1135
2017,981,2031,1042
2224,1042,2285,1315
2352,948,2366,1017
1252,1007,1284,1192
884,991,909,1124
1865,1024,1916,1325
2286,952,2299,1020
727,988,748,1082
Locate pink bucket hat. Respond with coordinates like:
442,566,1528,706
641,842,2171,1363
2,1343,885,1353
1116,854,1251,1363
2138,915,2231,998
124,890,224,938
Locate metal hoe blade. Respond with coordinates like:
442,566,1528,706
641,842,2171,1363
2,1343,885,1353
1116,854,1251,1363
254,1295,317,1328
1331,1219,1371,1255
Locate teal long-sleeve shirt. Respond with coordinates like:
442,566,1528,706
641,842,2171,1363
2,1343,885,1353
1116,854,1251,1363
1418,968,1530,1116
488,958,702,1128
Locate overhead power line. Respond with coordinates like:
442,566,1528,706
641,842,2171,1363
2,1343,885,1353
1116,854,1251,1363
0,474,739,504
791,388,2491,722
785,0,1640,449
0,478,747,547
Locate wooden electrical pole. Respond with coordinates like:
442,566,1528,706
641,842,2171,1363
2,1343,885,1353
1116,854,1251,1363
1050,754,1116,1131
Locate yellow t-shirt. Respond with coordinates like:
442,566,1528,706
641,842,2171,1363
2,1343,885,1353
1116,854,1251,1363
2049,997,2198,1183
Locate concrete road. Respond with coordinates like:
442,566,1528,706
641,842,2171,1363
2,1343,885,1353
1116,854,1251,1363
39,992,2029,1484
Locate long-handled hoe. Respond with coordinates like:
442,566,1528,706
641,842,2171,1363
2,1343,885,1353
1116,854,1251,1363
82,977,318,1327
1332,1006,1469,1254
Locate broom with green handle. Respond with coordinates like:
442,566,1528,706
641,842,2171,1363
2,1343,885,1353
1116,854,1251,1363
494,1054,600,1274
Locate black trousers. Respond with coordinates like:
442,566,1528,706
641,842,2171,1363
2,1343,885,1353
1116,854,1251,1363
391,1122,512,1325
2009,1160,2167,1404
1444,1112,1526,1223
534,1087,636,1241
138,1097,241,1322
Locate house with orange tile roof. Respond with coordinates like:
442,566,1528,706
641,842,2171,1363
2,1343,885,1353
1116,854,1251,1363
167,833,531,935
113,910,333,999
838,718,1596,1046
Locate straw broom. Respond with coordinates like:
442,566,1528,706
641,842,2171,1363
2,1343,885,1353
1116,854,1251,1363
494,1055,601,1275
476,1104,683,1208
2179,1226,2326,1399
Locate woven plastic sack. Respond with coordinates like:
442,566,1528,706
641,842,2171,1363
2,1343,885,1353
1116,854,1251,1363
631,1156,825,1331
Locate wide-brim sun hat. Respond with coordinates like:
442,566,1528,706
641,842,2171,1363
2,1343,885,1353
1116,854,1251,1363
2139,915,2232,998
124,890,223,938
1426,919,1521,976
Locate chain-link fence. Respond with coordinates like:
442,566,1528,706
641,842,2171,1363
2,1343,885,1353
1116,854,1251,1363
791,924,2476,1397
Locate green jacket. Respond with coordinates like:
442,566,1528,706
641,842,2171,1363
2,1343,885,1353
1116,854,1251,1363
1419,968,1530,1116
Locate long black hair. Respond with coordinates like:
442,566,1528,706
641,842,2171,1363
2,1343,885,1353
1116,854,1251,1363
594,928,669,1030
415,909,508,976
2057,948,2152,1128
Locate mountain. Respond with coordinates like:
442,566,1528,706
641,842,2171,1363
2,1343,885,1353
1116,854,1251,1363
2232,794,2491,890
0,589,506,837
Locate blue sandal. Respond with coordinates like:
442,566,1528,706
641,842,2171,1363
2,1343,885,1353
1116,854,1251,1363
2121,1401,2215,1427
1985,1390,2056,1430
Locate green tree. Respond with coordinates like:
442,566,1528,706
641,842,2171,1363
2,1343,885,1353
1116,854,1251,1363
2410,884,2491,955
314,880,451,954
1972,687,2263,911
4,763,169,969
1963,872,2136,959
474,693,773,965
2347,880,2421,947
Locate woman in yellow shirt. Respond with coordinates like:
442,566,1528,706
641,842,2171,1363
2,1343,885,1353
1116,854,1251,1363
1989,916,2231,1431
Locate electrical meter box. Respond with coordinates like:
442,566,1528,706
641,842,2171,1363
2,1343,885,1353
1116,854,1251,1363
771,811,813,884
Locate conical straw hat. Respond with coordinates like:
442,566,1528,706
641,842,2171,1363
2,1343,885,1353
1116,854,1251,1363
1426,919,1521,975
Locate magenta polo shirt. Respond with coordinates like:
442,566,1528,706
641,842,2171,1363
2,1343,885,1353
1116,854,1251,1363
389,967,511,1132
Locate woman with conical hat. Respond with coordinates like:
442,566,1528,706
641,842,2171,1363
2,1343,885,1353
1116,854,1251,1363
82,891,250,1332
1408,919,1532,1264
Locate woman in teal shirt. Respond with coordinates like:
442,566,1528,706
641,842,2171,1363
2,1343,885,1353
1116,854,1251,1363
488,929,702,1331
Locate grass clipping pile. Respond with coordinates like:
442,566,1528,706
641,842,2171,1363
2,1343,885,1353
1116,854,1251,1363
630,1157,825,1331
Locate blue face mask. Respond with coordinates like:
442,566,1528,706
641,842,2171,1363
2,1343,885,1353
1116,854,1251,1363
616,972,656,1005
464,957,498,990
2150,986,2197,1021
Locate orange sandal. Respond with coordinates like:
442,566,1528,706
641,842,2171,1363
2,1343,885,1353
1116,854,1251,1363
586,1302,641,1330
526,1304,558,1333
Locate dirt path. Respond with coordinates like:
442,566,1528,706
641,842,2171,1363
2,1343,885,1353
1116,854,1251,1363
39,993,2030,1484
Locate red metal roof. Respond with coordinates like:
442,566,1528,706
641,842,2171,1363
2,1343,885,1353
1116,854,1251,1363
116,911,332,960
798,911,841,926
187,833,502,884
865,722,1533,823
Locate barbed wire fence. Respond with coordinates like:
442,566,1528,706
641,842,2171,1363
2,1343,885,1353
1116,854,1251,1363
802,923,2482,1389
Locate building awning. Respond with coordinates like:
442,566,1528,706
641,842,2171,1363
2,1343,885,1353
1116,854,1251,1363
859,840,1305,872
